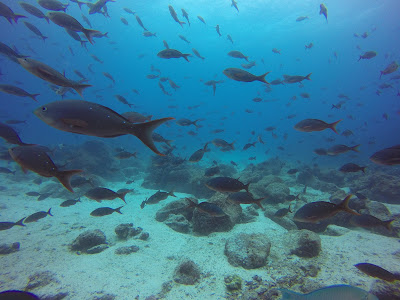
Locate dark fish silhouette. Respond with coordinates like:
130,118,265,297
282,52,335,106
223,68,270,84
168,5,185,27
370,145,400,165
0,218,25,231
206,177,250,193
60,198,81,207
38,0,68,12
294,119,342,134
90,206,123,217
0,122,31,146
339,163,366,173
19,2,49,23
0,84,40,101
227,192,265,210
9,145,82,192
24,208,53,223
157,49,190,62
34,100,173,156
319,3,328,22
355,263,400,282
186,198,225,217
189,143,209,162
141,190,176,208
0,2,26,24
85,187,128,203
350,214,394,231
0,290,40,299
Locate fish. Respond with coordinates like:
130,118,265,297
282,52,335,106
0,290,40,299
197,15,206,24
192,48,205,60
81,13,91,27
283,73,312,83
228,50,249,61
24,208,53,223
274,204,293,217
327,144,360,155
319,3,328,22
242,61,256,69
122,112,152,123
215,24,222,36
157,49,190,62
0,42,27,62
0,218,25,231
370,145,400,165
88,0,115,15
287,169,298,174
351,215,394,231
163,40,169,49
123,8,135,15
339,163,366,173
168,5,185,27
227,192,265,210
305,43,313,49
0,2,26,24
141,190,176,208
243,142,256,151
212,139,235,150
294,119,342,134
314,148,328,155
355,263,400,282
135,15,147,31
0,84,39,102
204,166,220,177
38,0,68,12
120,17,128,25
380,61,399,78
85,187,128,203
34,100,173,155
47,12,101,44
19,2,49,23
143,31,156,37
90,206,123,217
0,122,30,145
296,16,308,22
186,198,225,217
293,195,360,223
115,151,137,159
204,80,223,96
358,51,377,61
114,95,133,107
189,143,209,162
178,34,190,44
341,129,353,137
23,21,48,41
9,145,82,192
153,132,173,147
176,118,200,128
181,9,190,26
17,58,91,97
272,48,281,54
223,68,270,84
206,177,250,193
26,191,41,197
231,0,239,12
227,34,234,44
60,198,81,207
278,285,377,300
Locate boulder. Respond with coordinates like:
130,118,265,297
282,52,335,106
70,229,107,253
224,233,271,269
264,182,290,204
173,260,201,285
164,214,191,233
115,223,142,239
285,230,321,258
0,242,20,255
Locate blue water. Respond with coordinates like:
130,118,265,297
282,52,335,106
1,0,400,298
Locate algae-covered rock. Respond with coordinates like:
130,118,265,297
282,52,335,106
25,271,59,290
0,242,20,255
165,214,191,233
285,229,321,258
224,275,242,291
264,182,290,204
115,245,139,255
224,233,271,269
173,260,201,285
70,229,107,253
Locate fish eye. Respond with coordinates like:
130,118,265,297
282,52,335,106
42,106,48,112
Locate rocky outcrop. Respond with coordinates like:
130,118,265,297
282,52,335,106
70,229,107,254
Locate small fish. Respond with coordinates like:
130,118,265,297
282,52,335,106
296,16,308,22
204,166,220,177
327,144,360,156
19,2,49,23
283,73,312,84
274,204,292,217
227,192,265,210
23,21,48,41
358,51,377,61
223,68,270,84
186,198,225,217
272,48,281,54
0,84,39,102
230,161,238,166
123,8,135,15
85,187,128,203
189,143,209,162
9,145,82,192
60,198,81,207
24,208,53,223
90,206,123,217
380,61,399,79
287,169,298,175
231,0,239,12
181,9,190,26
242,142,256,151
319,3,328,22
228,50,249,61
176,118,200,128
206,177,249,193
314,148,328,155
143,31,156,37
339,163,366,173
215,24,222,36
141,190,176,208
157,49,190,62
135,15,147,31
197,15,206,24
227,34,234,44
294,119,342,134
0,2,26,24
355,263,400,282
168,5,185,27
350,214,394,231
0,218,25,231
370,145,400,166
293,195,360,223
115,151,137,159
192,48,205,60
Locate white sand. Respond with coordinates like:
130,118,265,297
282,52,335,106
1,175,399,299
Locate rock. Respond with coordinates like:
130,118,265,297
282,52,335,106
365,201,391,220
138,232,149,240
224,275,242,291
0,242,20,255
264,182,290,204
251,175,283,198
155,199,193,222
265,210,298,231
115,223,142,239
192,209,233,235
296,170,315,186
370,279,400,300
115,245,139,255
224,233,271,269
315,169,345,186
164,214,191,233
323,225,351,236
70,229,107,253
86,244,108,254
92,294,117,300
329,190,347,203
173,260,201,285
25,271,59,290
285,230,321,258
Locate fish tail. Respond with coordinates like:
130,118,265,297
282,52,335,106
380,71,383,79
305,73,312,80
47,208,53,216
193,119,200,128
257,71,270,84
338,194,360,216
183,54,190,62
45,16,50,24
245,56,249,62
118,191,129,203
82,29,101,44
29,94,40,102
358,56,362,62
361,167,366,173
204,142,210,152
13,14,27,23
77,1,84,9
165,139,174,147
80,41,88,48
169,190,176,197
256,199,265,210
62,3,69,12
115,206,124,214
186,198,197,208
129,117,174,156
328,119,342,134
42,36,48,42
132,152,137,158
15,217,26,227
230,141,236,150
179,21,185,27
73,83,92,97
351,144,361,152
244,182,251,193
382,219,394,231
56,169,83,192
